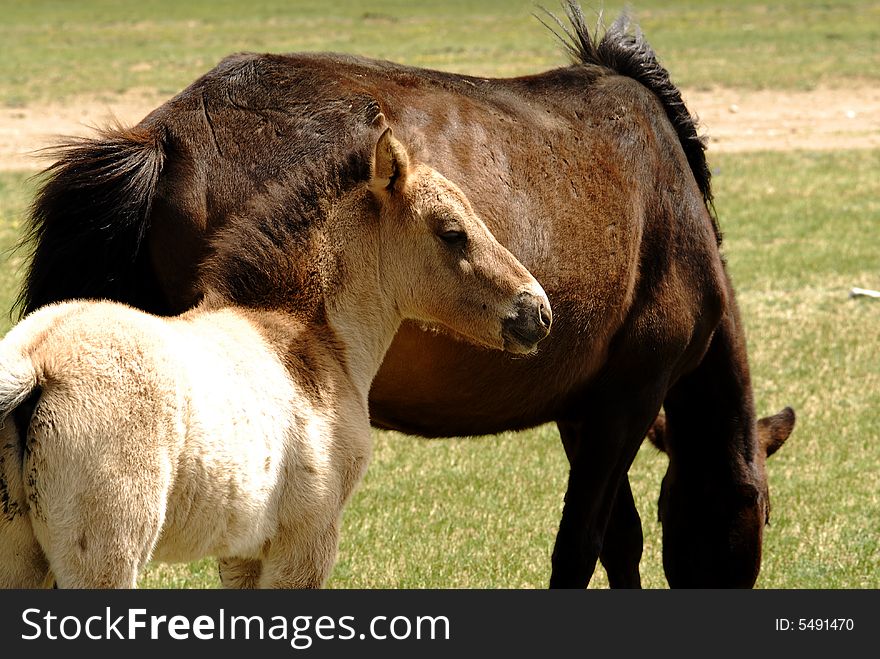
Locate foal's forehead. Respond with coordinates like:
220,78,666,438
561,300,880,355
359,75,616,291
411,165,474,216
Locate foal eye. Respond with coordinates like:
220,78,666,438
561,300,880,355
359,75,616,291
438,230,467,246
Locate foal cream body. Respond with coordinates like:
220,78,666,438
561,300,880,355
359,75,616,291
0,128,551,588
4,304,328,582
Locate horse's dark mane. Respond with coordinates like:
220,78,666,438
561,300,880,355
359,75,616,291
540,2,718,241
199,140,373,316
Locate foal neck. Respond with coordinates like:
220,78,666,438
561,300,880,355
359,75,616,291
322,189,403,398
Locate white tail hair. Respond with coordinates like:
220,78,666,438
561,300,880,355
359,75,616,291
0,351,37,421
0,347,37,524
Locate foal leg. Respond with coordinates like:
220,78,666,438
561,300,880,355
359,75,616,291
218,557,262,589
32,510,149,588
260,520,341,589
33,492,162,588
558,422,643,588
27,451,166,588
0,431,50,587
0,515,50,588
260,435,371,589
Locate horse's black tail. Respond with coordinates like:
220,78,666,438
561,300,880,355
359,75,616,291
15,124,166,317
540,2,718,242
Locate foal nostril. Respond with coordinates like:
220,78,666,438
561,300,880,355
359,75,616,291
500,292,552,353
539,303,552,329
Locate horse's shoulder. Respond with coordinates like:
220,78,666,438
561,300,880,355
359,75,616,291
229,307,349,403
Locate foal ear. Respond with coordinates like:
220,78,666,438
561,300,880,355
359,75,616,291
758,406,795,458
370,127,410,196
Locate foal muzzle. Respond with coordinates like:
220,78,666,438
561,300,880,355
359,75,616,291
501,290,552,353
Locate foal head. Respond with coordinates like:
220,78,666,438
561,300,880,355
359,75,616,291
367,128,551,354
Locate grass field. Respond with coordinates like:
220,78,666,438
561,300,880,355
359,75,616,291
1,0,878,589
1,0,879,106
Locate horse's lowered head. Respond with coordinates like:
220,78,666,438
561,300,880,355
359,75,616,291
650,407,795,587
368,126,552,355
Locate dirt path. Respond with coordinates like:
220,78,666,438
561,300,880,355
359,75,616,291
1,85,878,171
684,86,880,154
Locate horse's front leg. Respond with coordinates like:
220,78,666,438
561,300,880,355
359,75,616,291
599,477,643,588
261,429,372,589
260,520,341,589
550,386,663,589
557,422,644,588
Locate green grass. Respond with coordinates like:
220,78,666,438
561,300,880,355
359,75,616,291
1,0,878,106
1,148,877,589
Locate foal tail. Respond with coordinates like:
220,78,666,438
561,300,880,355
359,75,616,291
0,354,37,420
15,125,165,317
0,317,57,588
0,345,39,520
0,302,81,521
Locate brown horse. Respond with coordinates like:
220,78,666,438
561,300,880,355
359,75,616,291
17,3,791,587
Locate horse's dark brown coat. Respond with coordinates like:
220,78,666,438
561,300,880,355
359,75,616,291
16,4,789,587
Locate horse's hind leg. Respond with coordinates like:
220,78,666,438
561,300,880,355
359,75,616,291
0,417,50,587
32,508,150,588
0,514,50,588
48,547,142,588
26,448,164,588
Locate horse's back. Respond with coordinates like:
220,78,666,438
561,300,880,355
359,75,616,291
151,51,715,311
